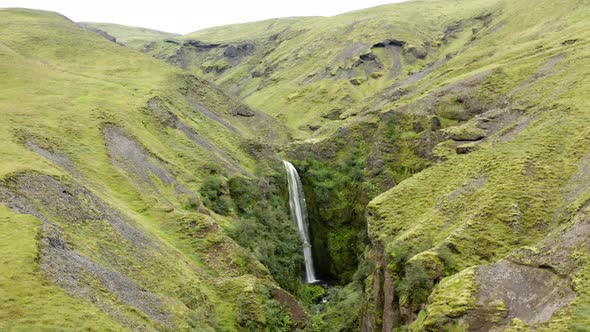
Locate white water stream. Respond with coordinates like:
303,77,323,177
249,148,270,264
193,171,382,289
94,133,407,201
283,160,319,283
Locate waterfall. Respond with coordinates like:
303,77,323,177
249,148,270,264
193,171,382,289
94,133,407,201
283,160,319,283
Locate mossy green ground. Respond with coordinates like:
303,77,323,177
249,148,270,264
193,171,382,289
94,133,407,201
140,0,504,138
1,0,590,330
0,8,297,331
81,22,180,50
364,0,590,329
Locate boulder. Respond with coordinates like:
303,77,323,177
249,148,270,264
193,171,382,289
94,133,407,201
230,106,255,117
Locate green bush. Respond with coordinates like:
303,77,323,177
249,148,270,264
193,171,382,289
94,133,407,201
314,284,363,332
398,261,432,310
296,284,326,308
263,299,292,332
228,176,260,214
227,168,303,293
438,246,457,276
199,175,231,215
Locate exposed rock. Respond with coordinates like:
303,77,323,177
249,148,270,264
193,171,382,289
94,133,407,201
308,124,321,132
562,39,578,46
103,125,197,205
431,116,442,131
0,173,173,329
445,125,486,141
202,63,231,74
230,105,256,117
372,39,406,48
390,88,408,101
456,142,479,154
360,52,377,61
183,39,224,49
144,96,243,174
251,65,275,78
77,23,119,44
146,96,178,128
469,260,574,330
224,42,256,58
0,172,154,245
26,140,79,176
350,77,366,86
474,12,494,27
271,288,308,328
443,22,464,44
509,218,590,277
164,39,180,45
370,72,384,79
141,41,157,52
511,53,565,95
404,46,427,59
322,108,343,120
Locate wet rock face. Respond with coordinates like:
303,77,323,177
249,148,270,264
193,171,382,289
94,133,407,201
271,288,308,328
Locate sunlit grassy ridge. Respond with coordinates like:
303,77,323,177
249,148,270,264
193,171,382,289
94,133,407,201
140,0,503,137
0,8,299,331
81,22,180,49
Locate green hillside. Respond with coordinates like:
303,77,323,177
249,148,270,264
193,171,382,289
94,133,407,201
1,0,590,331
140,0,505,138
0,8,303,331
80,22,180,49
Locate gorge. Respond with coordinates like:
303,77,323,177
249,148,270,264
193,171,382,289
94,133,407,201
1,0,589,331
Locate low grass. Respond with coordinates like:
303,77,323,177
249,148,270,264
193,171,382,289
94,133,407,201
0,205,126,331
0,8,292,331
80,22,180,49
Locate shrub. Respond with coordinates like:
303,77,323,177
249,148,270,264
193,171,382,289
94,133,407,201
226,169,303,293
199,175,231,215
398,261,432,310
296,284,326,308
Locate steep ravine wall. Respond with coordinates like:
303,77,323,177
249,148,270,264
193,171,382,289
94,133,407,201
285,66,506,285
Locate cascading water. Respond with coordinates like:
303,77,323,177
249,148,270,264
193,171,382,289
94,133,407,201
283,160,319,284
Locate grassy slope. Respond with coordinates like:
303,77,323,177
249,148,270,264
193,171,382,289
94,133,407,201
0,8,293,331
147,0,589,329
142,0,502,138
363,0,590,330
81,22,180,49
2,0,589,330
